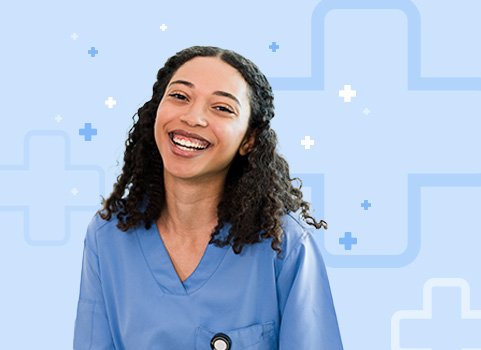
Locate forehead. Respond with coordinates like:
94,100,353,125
169,56,250,101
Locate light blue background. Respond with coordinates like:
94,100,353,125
1,0,480,348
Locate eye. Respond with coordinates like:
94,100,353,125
168,93,187,101
214,105,235,114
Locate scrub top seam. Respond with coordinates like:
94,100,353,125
82,244,103,289
91,212,111,232
276,213,312,278
87,301,95,350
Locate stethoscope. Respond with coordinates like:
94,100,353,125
210,332,232,350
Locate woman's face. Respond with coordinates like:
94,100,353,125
154,56,254,184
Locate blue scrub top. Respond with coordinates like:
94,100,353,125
73,211,343,349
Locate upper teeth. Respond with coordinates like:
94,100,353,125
172,134,209,149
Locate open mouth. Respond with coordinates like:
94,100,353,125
168,132,212,152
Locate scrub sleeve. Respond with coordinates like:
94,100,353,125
73,219,114,349
276,228,344,349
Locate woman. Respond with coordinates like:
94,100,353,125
74,46,343,349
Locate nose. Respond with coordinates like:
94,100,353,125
180,100,208,127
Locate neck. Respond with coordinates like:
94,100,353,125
158,172,225,243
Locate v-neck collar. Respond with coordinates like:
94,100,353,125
136,221,231,295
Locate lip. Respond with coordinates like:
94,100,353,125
169,129,211,144
167,133,211,158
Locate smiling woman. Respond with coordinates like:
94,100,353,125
155,56,254,188
73,46,344,350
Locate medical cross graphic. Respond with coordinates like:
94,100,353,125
391,278,481,349
79,123,97,141
267,0,481,268
0,131,104,245
339,232,357,250
269,41,280,52
104,96,117,109
87,47,98,57
361,200,371,210
301,136,315,150
338,84,356,102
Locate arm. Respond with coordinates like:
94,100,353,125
73,216,115,350
276,230,344,349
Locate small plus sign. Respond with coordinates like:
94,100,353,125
88,47,98,57
361,200,372,210
300,136,315,150
339,232,357,250
54,114,63,123
79,123,97,141
105,96,117,109
70,33,79,40
71,188,79,196
269,42,279,52
339,84,357,102
363,107,371,115
159,23,168,31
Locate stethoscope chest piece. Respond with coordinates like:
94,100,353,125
210,332,232,350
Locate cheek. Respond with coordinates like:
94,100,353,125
154,105,170,131
224,130,246,151
153,112,166,145
155,105,165,122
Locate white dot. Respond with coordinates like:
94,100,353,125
214,339,227,350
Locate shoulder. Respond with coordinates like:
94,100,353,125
279,211,318,254
83,210,132,252
273,211,322,274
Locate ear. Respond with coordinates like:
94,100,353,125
239,130,257,156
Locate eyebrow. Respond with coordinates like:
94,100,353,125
167,79,242,108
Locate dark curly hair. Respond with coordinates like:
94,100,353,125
98,45,327,257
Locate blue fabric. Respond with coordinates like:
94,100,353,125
73,211,343,349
